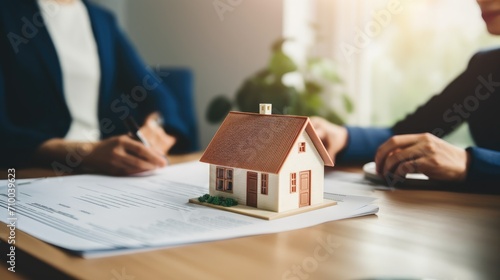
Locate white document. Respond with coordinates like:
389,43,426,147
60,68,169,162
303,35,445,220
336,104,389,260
0,162,377,258
325,169,393,191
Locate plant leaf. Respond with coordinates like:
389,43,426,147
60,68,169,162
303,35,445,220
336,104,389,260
269,51,297,77
307,57,342,83
271,37,290,52
342,94,354,113
304,81,323,95
206,95,232,123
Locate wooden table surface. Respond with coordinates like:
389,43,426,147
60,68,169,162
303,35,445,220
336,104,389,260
1,154,500,280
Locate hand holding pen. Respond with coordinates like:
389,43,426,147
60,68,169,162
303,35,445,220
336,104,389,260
124,116,151,147
65,112,171,176
124,113,176,163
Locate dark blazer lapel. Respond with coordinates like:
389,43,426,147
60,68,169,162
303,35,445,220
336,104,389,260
23,0,65,105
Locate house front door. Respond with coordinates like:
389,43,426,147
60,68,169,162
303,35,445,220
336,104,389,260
246,172,258,207
299,170,311,207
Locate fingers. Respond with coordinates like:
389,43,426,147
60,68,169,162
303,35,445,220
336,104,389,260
105,136,166,175
160,133,176,154
393,157,422,178
310,116,347,160
111,148,158,175
375,134,425,174
324,137,338,162
121,137,167,167
374,133,469,182
381,145,425,176
85,135,168,176
145,111,162,125
382,157,422,186
148,131,176,156
316,127,337,160
139,115,176,156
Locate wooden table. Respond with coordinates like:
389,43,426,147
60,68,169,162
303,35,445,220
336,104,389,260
1,154,500,280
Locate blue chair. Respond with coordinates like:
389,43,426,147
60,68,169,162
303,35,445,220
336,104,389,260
154,67,199,154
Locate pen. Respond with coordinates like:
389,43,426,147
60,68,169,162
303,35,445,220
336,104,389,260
123,116,150,147
123,115,170,165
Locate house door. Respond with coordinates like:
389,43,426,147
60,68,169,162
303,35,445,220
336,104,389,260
299,171,311,207
246,172,258,207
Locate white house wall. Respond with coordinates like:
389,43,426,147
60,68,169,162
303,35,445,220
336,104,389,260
256,172,279,211
208,165,280,212
277,131,325,212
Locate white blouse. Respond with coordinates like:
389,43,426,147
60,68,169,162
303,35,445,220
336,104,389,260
38,0,101,141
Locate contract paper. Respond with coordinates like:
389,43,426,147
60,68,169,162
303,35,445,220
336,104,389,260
0,161,377,258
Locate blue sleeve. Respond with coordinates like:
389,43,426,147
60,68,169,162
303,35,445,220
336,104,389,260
336,126,393,163
466,147,500,184
112,21,192,150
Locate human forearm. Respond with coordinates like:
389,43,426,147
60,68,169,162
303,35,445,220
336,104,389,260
310,117,393,164
336,126,393,164
34,135,167,176
33,138,95,170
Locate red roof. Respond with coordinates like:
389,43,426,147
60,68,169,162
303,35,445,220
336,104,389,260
200,112,334,173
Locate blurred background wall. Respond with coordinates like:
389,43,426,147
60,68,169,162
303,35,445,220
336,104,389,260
92,0,500,149
92,0,284,148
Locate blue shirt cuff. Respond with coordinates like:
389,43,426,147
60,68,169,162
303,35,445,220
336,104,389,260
465,146,500,182
337,126,393,163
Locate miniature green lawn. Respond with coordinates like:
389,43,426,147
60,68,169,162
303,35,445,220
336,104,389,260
198,194,238,207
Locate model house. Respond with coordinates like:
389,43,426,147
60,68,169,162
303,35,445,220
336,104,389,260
200,104,334,213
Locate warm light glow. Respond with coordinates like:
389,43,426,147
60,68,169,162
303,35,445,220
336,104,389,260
284,0,500,146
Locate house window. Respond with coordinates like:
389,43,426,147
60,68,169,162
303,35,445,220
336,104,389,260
261,173,268,195
216,179,224,191
225,169,233,191
299,142,306,153
290,173,296,193
216,167,233,192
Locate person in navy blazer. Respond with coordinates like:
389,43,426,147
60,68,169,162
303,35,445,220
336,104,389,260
312,0,500,190
0,0,192,175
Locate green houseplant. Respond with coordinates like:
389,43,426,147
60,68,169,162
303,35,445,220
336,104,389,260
206,38,353,124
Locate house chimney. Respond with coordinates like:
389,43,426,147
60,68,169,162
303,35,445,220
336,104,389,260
259,103,272,115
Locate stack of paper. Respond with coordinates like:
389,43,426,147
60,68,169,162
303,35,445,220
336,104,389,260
0,161,377,258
